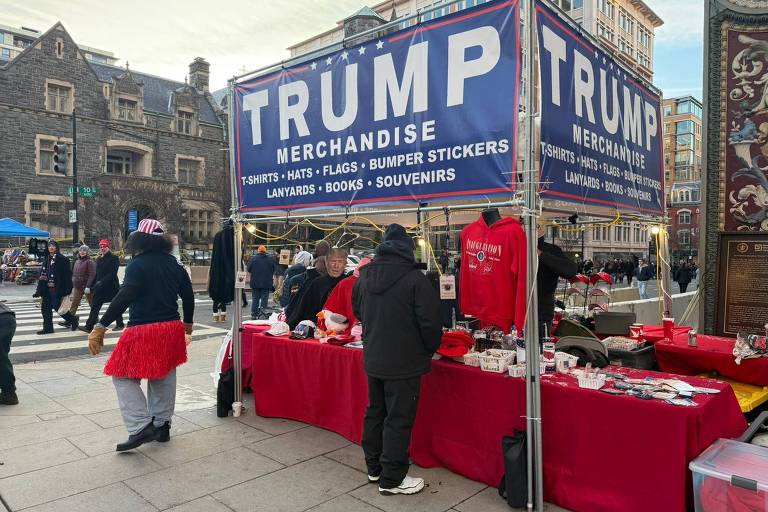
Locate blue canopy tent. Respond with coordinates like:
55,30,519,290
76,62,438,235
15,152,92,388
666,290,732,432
0,218,49,237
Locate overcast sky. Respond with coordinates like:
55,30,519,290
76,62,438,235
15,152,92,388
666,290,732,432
2,0,703,98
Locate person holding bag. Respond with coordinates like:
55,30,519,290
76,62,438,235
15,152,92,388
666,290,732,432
88,219,194,451
60,245,95,328
33,240,77,334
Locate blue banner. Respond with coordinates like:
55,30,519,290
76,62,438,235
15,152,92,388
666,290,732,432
536,2,664,215
127,209,138,232
234,0,520,211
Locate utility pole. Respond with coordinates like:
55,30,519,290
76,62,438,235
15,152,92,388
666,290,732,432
72,108,79,245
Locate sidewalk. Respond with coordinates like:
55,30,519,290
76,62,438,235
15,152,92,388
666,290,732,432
0,335,558,512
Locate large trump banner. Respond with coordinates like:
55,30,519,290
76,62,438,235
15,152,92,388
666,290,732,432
536,2,664,215
233,0,520,211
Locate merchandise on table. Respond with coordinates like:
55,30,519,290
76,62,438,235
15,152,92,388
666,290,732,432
478,349,515,373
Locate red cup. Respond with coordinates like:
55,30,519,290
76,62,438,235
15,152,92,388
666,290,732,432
629,323,644,338
662,317,674,340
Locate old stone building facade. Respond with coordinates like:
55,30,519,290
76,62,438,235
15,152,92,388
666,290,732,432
0,23,229,250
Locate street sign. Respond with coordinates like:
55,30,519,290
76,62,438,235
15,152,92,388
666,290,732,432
68,186,98,197
68,209,77,223
127,209,138,232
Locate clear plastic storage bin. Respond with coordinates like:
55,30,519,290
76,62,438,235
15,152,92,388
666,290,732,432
689,438,768,511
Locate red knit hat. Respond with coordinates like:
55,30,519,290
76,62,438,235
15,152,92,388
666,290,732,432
437,331,475,357
98,239,111,248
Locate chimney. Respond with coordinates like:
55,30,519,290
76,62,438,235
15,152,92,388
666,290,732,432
343,6,387,40
189,57,210,92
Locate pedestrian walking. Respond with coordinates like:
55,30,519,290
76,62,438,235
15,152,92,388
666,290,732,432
623,259,635,286
439,249,449,274
60,245,95,328
675,262,693,293
352,224,442,496
33,240,77,334
247,245,276,319
87,219,194,451
0,302,18,405
636,258,653,300
82,239,123,333
273,249,289,304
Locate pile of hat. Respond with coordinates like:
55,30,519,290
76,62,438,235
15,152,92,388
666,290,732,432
437,330,475,357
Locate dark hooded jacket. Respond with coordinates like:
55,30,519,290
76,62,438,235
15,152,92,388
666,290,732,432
92,251,121,302
537,237,578,327
208,226,235,304
353,227,442,379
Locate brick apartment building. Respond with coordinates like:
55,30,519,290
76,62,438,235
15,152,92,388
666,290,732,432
0,22,229,250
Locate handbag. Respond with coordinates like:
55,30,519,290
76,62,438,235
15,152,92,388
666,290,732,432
498,430,527,508
57,295,72,316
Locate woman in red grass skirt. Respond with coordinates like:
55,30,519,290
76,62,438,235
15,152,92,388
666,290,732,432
88,219,195,452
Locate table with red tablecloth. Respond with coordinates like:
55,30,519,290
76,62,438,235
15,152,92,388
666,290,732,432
243,326,746,512
655,330,768,387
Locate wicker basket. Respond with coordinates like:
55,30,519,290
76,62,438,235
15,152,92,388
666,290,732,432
462,351,481,367
577,373,606,390
479,349,515,373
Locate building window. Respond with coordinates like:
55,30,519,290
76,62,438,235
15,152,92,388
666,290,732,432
618,38,633,57
106,151,134,175
679,230,690,246
618,9,634,34
56,39,63,58
25,195,70,239
37,137,71,176
30,200,43,212
598,0,614,18
0,48,10,61
177,110,194,135
117,98,138,121
183,207,217,241
177,158,202,185
46,83,72,113
597,22,615,44
678,211,691,225
637,28,650,49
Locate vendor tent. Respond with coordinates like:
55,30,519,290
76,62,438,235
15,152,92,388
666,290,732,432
0,218,49,237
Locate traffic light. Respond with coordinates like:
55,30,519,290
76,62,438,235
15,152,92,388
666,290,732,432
53,142,68,175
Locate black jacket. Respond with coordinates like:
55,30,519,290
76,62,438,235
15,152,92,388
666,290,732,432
675,266,693,284
287,273,344,329
247,253,276,289
637,265,653,282
36,253,73,298
92,252,120,302
285,268,321,317
353,244,442,379
537,237,578,326
208,227,235,304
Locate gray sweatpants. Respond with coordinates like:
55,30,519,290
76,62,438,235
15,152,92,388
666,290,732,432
113,368,176,435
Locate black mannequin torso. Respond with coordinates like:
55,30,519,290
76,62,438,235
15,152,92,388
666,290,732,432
481,208,501,226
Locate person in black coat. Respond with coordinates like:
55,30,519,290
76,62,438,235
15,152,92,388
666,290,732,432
287,249,347,329
675,262,693,293
247,246,276,319
83,239,123,332
33,240,77,334
352,224,441,495
537,237,578,333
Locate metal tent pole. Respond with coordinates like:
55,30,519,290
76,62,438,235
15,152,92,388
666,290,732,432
227,79,244,417
523,0,543,510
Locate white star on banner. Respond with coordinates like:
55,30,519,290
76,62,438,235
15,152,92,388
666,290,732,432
358,46,366,55
609,62,613,69
310,62,317,70
341,51,349,61
602,57,606,65
376,40,384,50
325,56,333,65
594,51,598,58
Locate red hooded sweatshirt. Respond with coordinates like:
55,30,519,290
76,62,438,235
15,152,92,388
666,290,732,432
460,216,527,333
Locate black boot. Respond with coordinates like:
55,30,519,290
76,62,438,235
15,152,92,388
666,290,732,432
58,320,70,327
156,421,171,442
116,421,159,452
0,391,19,405
37,329,54,335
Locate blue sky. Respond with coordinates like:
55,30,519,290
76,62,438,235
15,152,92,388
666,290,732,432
3,0,704,97
645,0,704,100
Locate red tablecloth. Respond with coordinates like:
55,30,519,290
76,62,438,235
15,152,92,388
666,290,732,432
244,326,746,512
655,331,768,387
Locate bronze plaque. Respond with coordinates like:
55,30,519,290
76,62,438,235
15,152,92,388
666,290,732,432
716,234,768,336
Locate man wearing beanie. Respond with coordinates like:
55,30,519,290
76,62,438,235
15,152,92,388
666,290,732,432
247,245,275,319
352,224,441,496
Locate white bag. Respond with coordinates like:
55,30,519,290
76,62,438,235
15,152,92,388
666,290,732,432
57,295,72,316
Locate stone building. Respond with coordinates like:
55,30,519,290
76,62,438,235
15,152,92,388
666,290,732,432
0,23,229,251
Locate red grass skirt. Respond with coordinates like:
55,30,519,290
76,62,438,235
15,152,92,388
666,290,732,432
104,320,187,379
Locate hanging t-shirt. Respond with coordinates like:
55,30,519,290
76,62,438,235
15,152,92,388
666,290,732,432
460,216,527,333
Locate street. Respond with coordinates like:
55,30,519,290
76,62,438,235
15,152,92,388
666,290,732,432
3,291,229,364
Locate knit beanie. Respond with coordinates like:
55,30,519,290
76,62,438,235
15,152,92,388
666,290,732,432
294,251,313,267
375,224,415,260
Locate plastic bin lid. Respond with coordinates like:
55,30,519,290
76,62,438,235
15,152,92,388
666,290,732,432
690,439,768,491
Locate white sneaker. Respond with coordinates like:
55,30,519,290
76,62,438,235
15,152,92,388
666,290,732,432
367,474,380,484
379,475,425,496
